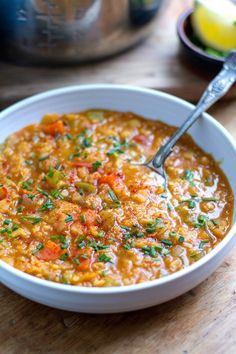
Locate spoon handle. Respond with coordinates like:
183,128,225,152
151,51,236,170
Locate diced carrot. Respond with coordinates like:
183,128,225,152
0,186,8,200
133,134,149,145
36,240,61,261
42,121,64,136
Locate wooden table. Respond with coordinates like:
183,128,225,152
1,1,236,353
0,0,235,108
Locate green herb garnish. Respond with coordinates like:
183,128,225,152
32,243,44,255
161,239,172,246
181,169,195,186
60,253,69,261
21,216,43,224
98,254,112,263
80,214,86,223
39,155,49,161
65,213,73,223
39,199,54,211
92,160,102,171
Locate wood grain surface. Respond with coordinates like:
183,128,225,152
0,0,235,108
1,0,236,353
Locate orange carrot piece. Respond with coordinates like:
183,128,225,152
42,121,64,136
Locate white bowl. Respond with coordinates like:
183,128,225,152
0,84,235,313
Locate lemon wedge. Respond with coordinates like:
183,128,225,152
191,0,236,52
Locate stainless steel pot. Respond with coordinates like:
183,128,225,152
0,0,163,64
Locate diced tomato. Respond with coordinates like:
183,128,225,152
71,162,93,171
80,209,100,226
70,248,92,271
1,161,9,174
133,134,149,145
36,240,61,261
98,172,124,192
21,194,35,209
0,186,8,200
42,120,65,136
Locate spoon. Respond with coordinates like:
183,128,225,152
142,50,236,187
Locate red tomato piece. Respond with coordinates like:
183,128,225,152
133,134,149,145
70,248,92,271
98,173,125,194
36,240,61,261
0,186,8,200
71,162,93,171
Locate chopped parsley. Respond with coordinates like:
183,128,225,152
32,243,44,255
80,254,88,259
145,218,164,234
161,239,172,246
98,254,112,263
141,246,162,257
47,166,54,178
80,214,86,223
199,239,209,249
25,159,33,166
39,155,49,161
64,133,72,140
202,197,217,202
51,189,64,200
68,152,81,161
21,216,43,224
21,178,34,191
51,235,68,249
211,219,218,226
39,199,54,211
194,214,208,228
77,240,86,249
89,241,109,251
82,137,92,148
60,253,69,261
181,169,195,186
73,255,80,265
107,148,124,156
108,189,119,203
180,198,196,209
92,160,102,171
36,187,49,197
65,213,73,223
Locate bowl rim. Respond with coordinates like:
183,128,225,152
0,83,235,294
177,8,224,64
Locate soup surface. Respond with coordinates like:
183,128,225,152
0,110,233,286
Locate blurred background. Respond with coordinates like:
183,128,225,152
0,0,235,108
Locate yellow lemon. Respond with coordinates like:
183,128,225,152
191,0,236,52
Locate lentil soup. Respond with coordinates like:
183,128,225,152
0,110,233,286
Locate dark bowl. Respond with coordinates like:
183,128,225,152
177,9,225,70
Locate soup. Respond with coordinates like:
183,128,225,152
0,110,233,286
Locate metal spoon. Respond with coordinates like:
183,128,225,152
142,51,236,187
